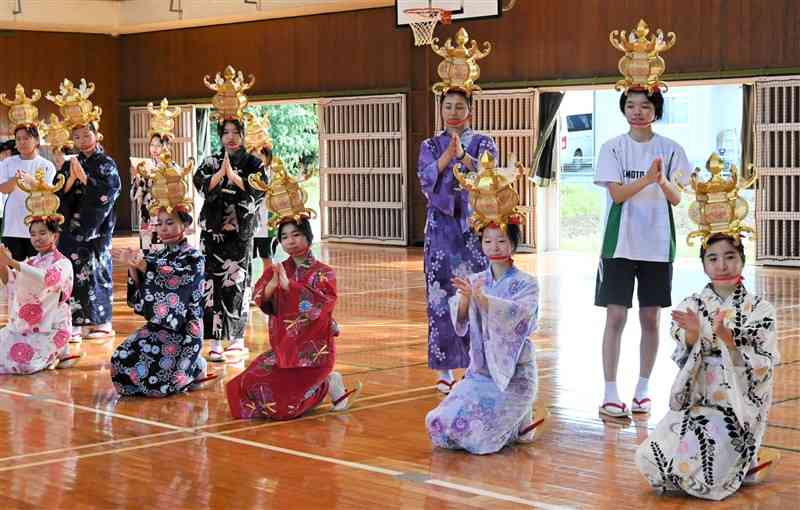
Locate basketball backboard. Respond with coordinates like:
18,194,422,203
395,0,503,27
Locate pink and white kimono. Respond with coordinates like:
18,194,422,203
0,250,74,374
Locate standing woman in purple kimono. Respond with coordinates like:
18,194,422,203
194,67,267,363
418,28,496,393
47,78,120,343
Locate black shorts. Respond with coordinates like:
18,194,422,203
594,257,672,309
2,236,37,262
253,237,273,259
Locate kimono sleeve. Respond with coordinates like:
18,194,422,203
254,266,276,315
74,157,121,239
417,138,455,216
243,156,267,200
134,250,205,334
670,295,701,368
483,275,539,391
184,253,206,340
733,298,779,389
464,134,498,167
193,156,223,202
275,265,337,319
16,261,47,284
127,265,145,313
55,161,79,218
269,263,338,368
448,292,469,337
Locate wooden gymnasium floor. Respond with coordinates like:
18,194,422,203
0,236,798,510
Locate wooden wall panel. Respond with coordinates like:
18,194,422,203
119,8,412,101
0,30,126,229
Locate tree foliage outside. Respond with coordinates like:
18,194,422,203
208,103,319,177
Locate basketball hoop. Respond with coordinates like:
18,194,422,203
404,7,451,47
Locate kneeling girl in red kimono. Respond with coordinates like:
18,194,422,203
226,163,360,419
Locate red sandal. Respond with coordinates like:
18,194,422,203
517,417,546,443
632,397,652,414
436,379,456,394
599,401,629,418
189,373,219,391
56,353,86,369
206,350,225,363
331,382,363,411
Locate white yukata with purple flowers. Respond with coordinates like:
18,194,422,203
425,265,539,455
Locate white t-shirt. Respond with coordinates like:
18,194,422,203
253,199,272,238
0,155,57,238
594,133,690,263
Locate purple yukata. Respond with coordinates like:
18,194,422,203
417,129,496,370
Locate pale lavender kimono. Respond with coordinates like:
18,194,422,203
425,266,539,455
418,129,496,370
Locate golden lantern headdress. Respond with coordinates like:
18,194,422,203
40,114,74,152
609,19,676,94
0,84,42,131
147,98,180,141
243,111,273,156
249,156,316,229
673,152,757,247
46,78,103,137
147,148,195,217
453,151,528,232
431,28,492,96
17,168,65,225
203,65,255,123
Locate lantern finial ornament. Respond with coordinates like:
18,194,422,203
249,156,316,228
609,19,676,93
46,78,103,134
0,84,42,131
18,168,66,225
147,148,195,217
431,28,492,97
673,152,757,247
147,98,180,141
203,65,255,123
453,151,528,232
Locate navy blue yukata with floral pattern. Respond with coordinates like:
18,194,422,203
110,241,206,397
56,148,121,327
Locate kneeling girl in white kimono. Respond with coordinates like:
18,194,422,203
636,232,779,500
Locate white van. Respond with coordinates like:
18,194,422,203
560,113,594,170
